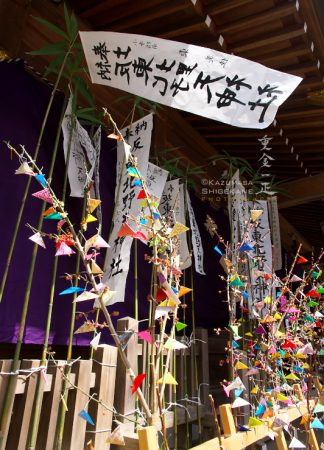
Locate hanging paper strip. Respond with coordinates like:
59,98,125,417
80,31,301,129
186,189,205,275
103,114,153,305
62,97,101,204
267,195,282,270
248,199,273,309
159,180,191,270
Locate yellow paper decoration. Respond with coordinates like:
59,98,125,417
250,209,263,221
285,373,299,381
251,385,259,394
157,372,178,385
88,198,101,213
235,361,248,370
168,222,189,238
85,214,97,223
178,286,192,298
274,312,282,320
91,260,103,274
276,393,289,401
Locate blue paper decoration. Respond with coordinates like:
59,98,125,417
152,212,160,220
238,424,251,432
132,179,142,186
239,242,254,252
78,408,94,425
35,174,47,188
310,417,324,430
255,403,266,416
214,245,223,256
59,286,85,295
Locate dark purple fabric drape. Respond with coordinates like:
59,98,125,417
0,60,229,346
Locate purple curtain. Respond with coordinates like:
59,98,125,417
0,60,229,346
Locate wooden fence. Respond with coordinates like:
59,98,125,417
0,317,210,449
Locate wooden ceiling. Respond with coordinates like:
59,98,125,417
1,0,324,253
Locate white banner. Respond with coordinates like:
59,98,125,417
248,200,273,306
186,190,205,275
103,114,153,305
267,196,282,271
62,97,101,199
146,162,169,205
159,180,191,269
80,31,302,129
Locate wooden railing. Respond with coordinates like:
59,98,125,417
0,317,209,449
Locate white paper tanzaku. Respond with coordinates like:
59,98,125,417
103,114,153,305
80,32,302,129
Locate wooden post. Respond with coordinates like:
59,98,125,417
63,359,92,449
37,361,65,450
274,428,288,450
0,359,18,449
138,426,159,450
87,345,118,449
293,384,319,450
6,359,40,450
115,317,138,433
219,404,236,436
196,328,209,405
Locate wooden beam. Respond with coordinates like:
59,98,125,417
158,20,204,39
219,3,297,34
231,25,306,53
279,213,313,253
0,0,31,56
206,0,254,16
278,172,324,208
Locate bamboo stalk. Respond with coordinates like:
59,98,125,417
0,49,73,444
0,36,76,305
27,93,69,450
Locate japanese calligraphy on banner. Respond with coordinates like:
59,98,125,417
80,31,302,129
146,162,168,203
103,114,153,305
248,200,273,307
267,196,282,271
228,170,252,314
186,190,205,275
62,97,101,199
159,180,191,269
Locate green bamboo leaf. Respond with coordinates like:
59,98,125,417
32,16,69,40
63,3,72,38
70,13,78,40
28,41,67,56
44,53,65,76
73,77,94,106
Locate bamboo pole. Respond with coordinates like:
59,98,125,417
27,93,69,450
0,49,74,444
0,35,76,305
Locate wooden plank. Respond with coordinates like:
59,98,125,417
114,317,138,433
138,426,159,450
274,429,289,450
0,359,20,450
219,404,236,436
206,0,254,16
231,25,306,53
63,359,92,450
293,384,319,450
196,329,209,405
37,361,65,450
278,172,324,208
190,401,315,449
87,345,118,450
7,359,40,450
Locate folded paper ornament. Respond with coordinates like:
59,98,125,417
87,198,101,213
164,338,187,350
42,206,56,217
168,222,190,238
157,372,178,385
289,437,306,448
73,291,99,303
90,332,101,351
15,161,35,176
32,188,53,204
231,397,250,408
248,417,263,427
250,209,263,221
106,426,125,445
59,286,84,295
176,321,187,332
55,242,75,256
35,173,47,187
91,260,103,274
119,330,134,351
132,373,147,394
310,417,324,429
78,408,94,426
85,214,97,223
74,322,96,334
138,330,152,344
29,232,46,248
117,223,135,237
